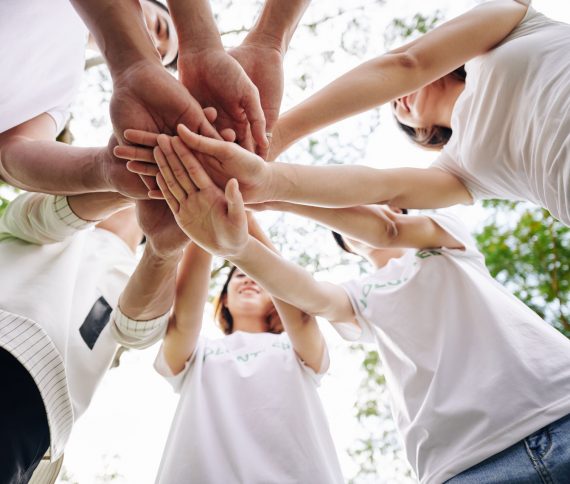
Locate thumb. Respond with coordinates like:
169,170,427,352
225,178,245,222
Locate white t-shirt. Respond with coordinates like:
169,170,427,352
0,194,137,419
432,4,570,226
0,0,88,134
337,212,570,484
154,331,344,484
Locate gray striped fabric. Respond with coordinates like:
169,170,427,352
29,454,64,484
0,310,73,460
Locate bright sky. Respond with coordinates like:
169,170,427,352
58,1,570,483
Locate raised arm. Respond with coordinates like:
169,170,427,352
246,212,327,373
251,202,463,250
161,243,212,374
112,200,190,349
229,0,311,154
70,0,218,144
270,0,529,156
167,0,267,154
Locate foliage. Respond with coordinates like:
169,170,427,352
476,200,570,335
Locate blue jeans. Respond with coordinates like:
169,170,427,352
446,413,570,484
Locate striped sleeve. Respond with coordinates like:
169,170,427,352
0,193,93,244
110,307,169,349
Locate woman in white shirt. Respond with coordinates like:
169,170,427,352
153,217,344,484
254,0,569,226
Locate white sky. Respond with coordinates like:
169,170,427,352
58,1,570,482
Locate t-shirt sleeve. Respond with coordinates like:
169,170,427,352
0,194,93,244
45,107,70,136
431,151,481,203
329,282,378,345
110,307,169,349
425,211,484,262
154,340,202,393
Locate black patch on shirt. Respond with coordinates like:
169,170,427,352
79,296,112,349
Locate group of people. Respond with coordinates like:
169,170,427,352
1,0,569,483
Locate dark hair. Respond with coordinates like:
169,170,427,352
144,0,179,71
213,266,283,335
332,208,408,253
395,66,466,150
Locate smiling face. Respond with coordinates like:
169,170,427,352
392,81,444,130
225,270,274,324
141,0,178,67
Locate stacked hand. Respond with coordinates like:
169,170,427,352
151,134,249,258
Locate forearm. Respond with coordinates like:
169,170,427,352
272,202,462,249
118,245,182,321
229,236,340,319
67,192,133,222
0,137,108,194
270,164,470,208
275,54,419,153
163,243,212,373
70,0,160,75
167,0,222,52
246,0,311,53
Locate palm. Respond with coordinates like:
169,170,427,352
229,43,284,138
104,137,149,198
178,49,264,151
175,186,247,256
136,200,189,256
110,62,216,144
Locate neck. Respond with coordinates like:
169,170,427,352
368,248,406,269
439,76,465,129
232,315,267,333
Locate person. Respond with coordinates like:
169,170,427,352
148,135,570,483
122,0,568,225
0,189,190,483
73,0,311,159
0,0,181,197
152,212,344,483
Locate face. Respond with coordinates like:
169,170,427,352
225,270,274,321
141,0,178,66
391,81,443,129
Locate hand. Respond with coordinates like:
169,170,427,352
136,198,189,258
102,136,149,199
178,48,268,155
152,135,248,257
110,60,219,145
174,125,273,204
229,42,284,158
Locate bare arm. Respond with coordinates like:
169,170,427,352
161,243,212,374
246,213,327,373
252,202,463,250
271,0,528,155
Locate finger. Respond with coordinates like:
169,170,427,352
124,129,160,147
140,174,158,191
238,123,255,153
177,124,231,161
156,173,180,214
157,134,200,195
241,93,268,155
126,160,160,177
154,144,188,203
225,178,245,223
203,107,218,124
148,190,165,200
220,128,236,143
171,136,215,191
114,145,155,162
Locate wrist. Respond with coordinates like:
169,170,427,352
242,30,287,56
144,243,184,266
227,235,255,265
